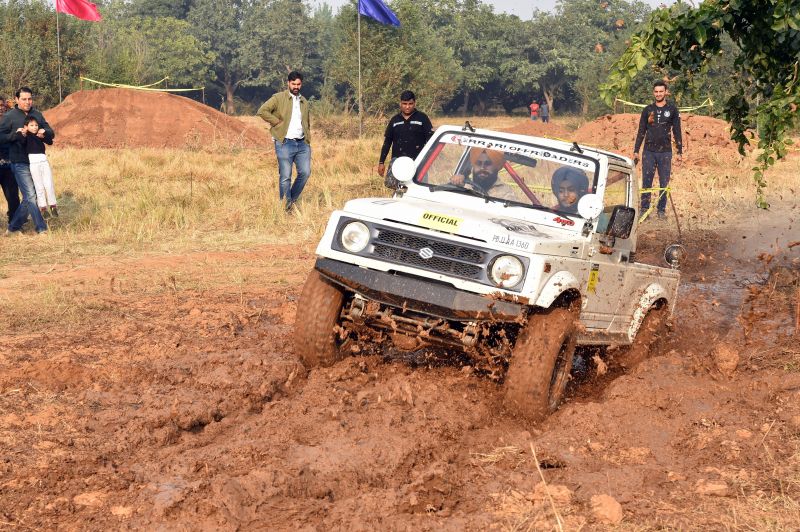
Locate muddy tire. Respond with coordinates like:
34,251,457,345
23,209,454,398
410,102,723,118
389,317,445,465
503,307,577,422
294,270,348,369
613,306,668,371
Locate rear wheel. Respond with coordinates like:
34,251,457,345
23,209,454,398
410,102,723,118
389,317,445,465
293,270,348,369
613,306,668,370
503,306,578,422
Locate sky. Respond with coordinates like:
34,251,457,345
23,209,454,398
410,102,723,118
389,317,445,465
312,0,677,19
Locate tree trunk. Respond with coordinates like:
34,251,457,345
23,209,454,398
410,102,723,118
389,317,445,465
461,89,470,116
475,97,486,115
543,88,554,115
225,85,236,115
224,72,236,115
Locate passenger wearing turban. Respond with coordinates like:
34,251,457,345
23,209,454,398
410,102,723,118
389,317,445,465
551,166,590,214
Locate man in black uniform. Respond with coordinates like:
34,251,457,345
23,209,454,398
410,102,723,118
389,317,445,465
377,90,434,189
633,80,683,219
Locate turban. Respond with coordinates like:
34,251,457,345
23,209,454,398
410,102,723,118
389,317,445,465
551,167,590,196
469,148,506,168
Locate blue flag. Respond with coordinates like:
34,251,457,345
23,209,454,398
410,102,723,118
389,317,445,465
358,0,400,26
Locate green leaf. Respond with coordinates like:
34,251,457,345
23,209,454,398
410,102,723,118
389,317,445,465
695,24,707,45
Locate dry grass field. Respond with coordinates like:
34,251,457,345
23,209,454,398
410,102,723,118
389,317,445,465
1,115,799,529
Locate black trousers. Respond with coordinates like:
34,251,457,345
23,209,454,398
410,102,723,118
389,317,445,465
0,164,20,224
640,150,672,214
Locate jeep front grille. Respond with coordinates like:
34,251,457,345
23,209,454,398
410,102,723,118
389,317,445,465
372,228,486,280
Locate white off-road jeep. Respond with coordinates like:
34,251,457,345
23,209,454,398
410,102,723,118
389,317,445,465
295,124,682,421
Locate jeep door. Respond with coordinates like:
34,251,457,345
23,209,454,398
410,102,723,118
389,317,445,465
581,166,635,331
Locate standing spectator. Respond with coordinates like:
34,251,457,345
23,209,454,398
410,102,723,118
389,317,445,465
18,115,58,217
0,87,52,235
377,90,434,190
0,98,20,224
529,100,540,121
539,101,550,124
633,80,683,220
257,71,311,213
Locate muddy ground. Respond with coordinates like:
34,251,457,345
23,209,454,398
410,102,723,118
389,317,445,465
1,210,799,530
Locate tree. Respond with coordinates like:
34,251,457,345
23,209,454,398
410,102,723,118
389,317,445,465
188,0,253,114
133,17,214,87
189,0,318,114
567,0,650,115
85,16,213,89
241,0,315,94
328,0,460,115
0,0,90,106
0,1,49,100
517,0,650,115
601,1,800,205
130,0,194,19
438,0,506,114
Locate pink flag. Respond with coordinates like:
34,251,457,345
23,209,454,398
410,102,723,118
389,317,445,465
56,0,102,22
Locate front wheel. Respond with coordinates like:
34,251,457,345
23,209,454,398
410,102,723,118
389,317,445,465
503,306,578,422
293,270,348,369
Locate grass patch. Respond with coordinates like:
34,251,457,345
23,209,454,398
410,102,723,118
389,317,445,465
0,282,118,332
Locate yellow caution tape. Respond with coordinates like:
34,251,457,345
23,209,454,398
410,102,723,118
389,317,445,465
132,77,170,88
615,97,713,113
638,186,671,222
80,76,204,93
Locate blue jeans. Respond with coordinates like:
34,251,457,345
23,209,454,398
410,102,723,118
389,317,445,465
9,163,48,233
640,150,672,214
275,138,311,206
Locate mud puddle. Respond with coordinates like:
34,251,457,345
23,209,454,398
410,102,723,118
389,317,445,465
2,215,799,529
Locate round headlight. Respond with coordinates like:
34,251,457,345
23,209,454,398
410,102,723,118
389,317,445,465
490,255,524,288
341,221,370,253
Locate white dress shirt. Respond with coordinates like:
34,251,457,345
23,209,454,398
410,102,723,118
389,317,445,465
285,94,304,140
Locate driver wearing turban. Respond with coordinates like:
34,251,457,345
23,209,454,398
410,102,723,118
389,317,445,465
451,148,517,201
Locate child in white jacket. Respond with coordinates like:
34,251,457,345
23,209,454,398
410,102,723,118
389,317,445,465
19,115,58,217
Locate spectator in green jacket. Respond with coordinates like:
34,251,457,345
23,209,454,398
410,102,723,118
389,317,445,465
257,71,311,213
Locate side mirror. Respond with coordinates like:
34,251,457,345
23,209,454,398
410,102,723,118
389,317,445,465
577,193,603,220
391,157,416,183
604,205,636,239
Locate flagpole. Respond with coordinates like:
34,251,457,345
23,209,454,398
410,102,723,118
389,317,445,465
357,0,363,138
56,6,63,102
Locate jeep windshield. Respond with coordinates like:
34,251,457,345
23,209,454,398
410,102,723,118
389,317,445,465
415,132,599,217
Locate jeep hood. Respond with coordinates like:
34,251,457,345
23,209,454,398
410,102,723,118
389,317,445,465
341,197,585,256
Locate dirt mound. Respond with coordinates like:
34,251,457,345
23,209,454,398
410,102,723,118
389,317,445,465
44,88,271,150
503,118,571,140
572,113,749,167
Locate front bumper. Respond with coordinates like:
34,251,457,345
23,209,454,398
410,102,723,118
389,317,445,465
315,257,526,322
